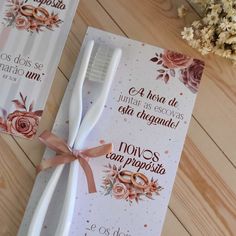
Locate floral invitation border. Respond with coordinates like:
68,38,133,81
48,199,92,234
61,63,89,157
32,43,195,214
150,50,204,93
4,0,63,33
0,92,43,139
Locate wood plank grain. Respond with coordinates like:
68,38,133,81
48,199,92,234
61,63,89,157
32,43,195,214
162,210,190,236
169,118,236,235
0,134,35,236
1,134,35,179
98,0,236,166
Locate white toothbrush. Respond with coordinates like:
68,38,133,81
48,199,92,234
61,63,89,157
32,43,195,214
27,40,95,236
55,45,122,236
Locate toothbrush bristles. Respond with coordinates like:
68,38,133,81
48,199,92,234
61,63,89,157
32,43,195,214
86,44,114,83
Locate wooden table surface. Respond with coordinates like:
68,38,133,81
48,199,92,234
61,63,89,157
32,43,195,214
0,0,236,235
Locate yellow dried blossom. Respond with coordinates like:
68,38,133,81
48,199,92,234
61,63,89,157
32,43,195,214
199,46,211,55
213,48,232,58
213,48,225,56
214,46,234,58
192,20,202,28
232,44,236,50
218,31,231,43
223,1,233,12
180,0,236,64
209,3,222,13
177,5,187,18
226,8,236,18
189,39,201,48
200,26,211,36
221,49,232,58
206,11,220,25
226,36,236,44
181,27,194,40
219,18,231,30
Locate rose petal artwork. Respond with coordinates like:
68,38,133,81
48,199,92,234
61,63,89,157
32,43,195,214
0,92,43,139
101,164,163,203
150,50,204,93
3,0,63,33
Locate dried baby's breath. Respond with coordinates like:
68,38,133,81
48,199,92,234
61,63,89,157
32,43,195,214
206,11,219,25
181,27,194,40
189,39,201,48
219,17,231,30
226,36,236,44
209,3,222,13
179,0,236,64
178,5,188,18
192,20,202,28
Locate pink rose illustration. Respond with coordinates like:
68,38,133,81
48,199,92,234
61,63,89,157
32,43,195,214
0,93,43,139
162,50,193,69
4,1,63,33
149,181,158,193
15,15,30,30
127,188,137,201
180,59,204,93
102,165,163,203
7,111,39,138
28,20,39,31
112,183,129,200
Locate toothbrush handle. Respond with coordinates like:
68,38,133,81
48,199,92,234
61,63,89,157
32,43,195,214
55,160,80,236
27,40,95,236
27,164,65,236
55,48,122,236
68,40,95,144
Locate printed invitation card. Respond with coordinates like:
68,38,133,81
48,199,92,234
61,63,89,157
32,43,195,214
18,27,205,236
0,0,79,139
74,28,204,236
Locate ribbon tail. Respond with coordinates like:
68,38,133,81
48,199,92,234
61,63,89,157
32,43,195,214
82,143,113,158
39,130,71,154
78,158,97,193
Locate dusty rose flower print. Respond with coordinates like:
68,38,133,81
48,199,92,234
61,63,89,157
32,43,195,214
127,188,137,201
162,50,193,69
149,180,158,193
7,111,39,138
112,183,129,200
101,164,163,203
28,20,40,31
0,92,43,139
3,1,63,33
180,59,205,93
150,50,205,92
15,15,30,30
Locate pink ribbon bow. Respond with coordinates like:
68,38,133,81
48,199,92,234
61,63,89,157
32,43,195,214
36,130,113,193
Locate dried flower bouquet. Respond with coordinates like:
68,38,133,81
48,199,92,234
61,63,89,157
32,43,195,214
179,0,236,64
